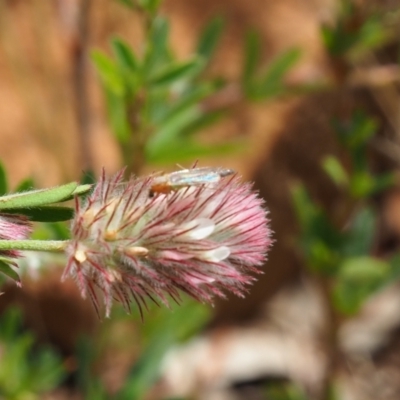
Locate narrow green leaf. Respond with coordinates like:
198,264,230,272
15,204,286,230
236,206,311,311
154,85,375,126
242,30,261,85
177,109,226,137
111,37,139,73
4,206,74,222
0,162,8,196
196,17,224,61
149,58,204,87
144,17,170,76
339,257,387,280
349,172,375,199
372,173,395,194
154,83,217,125
14,178,34,193
322,156,349,187
91,50,124,95
342,207,376,257
0,260,20,285
0,182,78,210
253,48,301,99
116,0,135,8
104,88,130,143
146,106,201,154
139,0,163,13
333,256,388,314
69,184,93,199
47,183,91,204
147,139,245,164
291,184,319,228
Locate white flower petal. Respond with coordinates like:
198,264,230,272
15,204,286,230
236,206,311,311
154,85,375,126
200,246,230,262
180,218,215,240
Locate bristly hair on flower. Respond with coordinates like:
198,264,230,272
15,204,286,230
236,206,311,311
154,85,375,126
63,168,272,318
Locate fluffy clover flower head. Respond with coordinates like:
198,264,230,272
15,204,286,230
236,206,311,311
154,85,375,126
64,168,272,317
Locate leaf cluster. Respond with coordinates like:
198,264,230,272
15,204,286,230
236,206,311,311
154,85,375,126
0,309,65,400
293,112,397,315
93,2,300,170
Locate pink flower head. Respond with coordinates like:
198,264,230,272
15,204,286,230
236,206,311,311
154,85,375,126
64,168,272,317
0,213,32,258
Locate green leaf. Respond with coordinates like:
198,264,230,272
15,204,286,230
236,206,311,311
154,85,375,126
91,50,124,95
138,0,163,13
333,256,388,314
104,88,130,143
118,301,209,400
333,112,377,149
0,161,8,196
4,206,74,222
291,183,344,275
252,48,301,99
322,156,349,188
117,332,173,400
116,0,135,8
0,260,20,285
14,178,34,193
242,30,261,85
154,83,217,125
372,173,395,194
339,257,387,282
111,37,139,70
0,182,78,210
146,106,201,154
291,184,319,228
144,17,170,76
178,109,226,138
349,172,375,199
342,207,376,257
111,37,140,94
70,184,93,198
147,139,245,164
196,17,224,62
149,58,204,88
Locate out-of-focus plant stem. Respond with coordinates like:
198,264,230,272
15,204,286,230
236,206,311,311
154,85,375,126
123,98,147,177
74,0,93,172
121,9,155,177
317,275,340,400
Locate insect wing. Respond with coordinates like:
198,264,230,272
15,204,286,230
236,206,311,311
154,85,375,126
149,167,236,195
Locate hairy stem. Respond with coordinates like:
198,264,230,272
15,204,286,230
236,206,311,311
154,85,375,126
0,240,69,252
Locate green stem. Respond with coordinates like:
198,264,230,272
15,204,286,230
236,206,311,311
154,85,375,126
0,240,69,252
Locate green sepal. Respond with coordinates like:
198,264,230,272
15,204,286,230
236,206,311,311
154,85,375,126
61,184,93,202
0,182,78,210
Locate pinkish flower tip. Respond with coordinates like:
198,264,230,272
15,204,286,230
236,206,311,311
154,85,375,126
0,213,32,258
64,168,272,317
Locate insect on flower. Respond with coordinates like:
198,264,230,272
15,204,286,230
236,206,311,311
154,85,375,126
149,167,235,196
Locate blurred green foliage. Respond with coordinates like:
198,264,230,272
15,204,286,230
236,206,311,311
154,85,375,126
74,299,210,400
293,111,397,315
92,0,300,172
0,309,65,400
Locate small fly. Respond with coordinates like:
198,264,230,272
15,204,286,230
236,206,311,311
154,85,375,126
149,167,235,196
